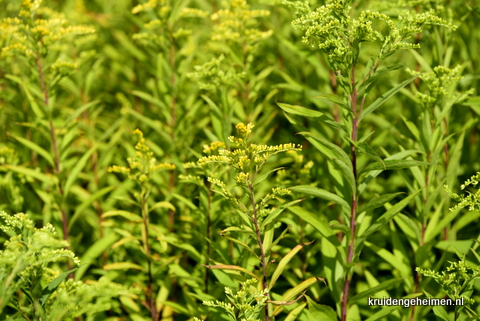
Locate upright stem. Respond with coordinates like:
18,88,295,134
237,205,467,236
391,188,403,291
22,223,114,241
35,51,72,275
142,192,157,321
167,26,176,232
442,117,450,240
341,64,358,321
248,180,269,321
205,183,213,293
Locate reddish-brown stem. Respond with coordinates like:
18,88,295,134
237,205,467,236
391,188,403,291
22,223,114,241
205,183,213,293
142,193,157,321
248,179,269,321
330,71,340,123
36,51,72,276
167,26,177,233
341,64,359,321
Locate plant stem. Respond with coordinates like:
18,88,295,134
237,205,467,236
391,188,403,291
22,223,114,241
342,64,359,321
141,192,157,321
248,180,269,321
205,183,213,293
168,25,176,233
35,51,72,276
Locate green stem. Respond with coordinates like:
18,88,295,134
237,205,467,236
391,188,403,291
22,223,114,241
248,178,269,321
35,51,72,277
342,63,358,321
142,192,157,321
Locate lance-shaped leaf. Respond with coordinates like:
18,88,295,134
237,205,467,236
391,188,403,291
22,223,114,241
360,160,429,174
269,241,314,290
104,262,145,271
268,292,306,305
277,102,324,118
9,134,54,167
289,206,346,261
284,302,307,321
299,131,351,167
348,278,404,304
202,265,260,280
102,210,142,222
261,199,304,228
273,277,325,316
305,295,337,321
40,267,79,306
356,189,421,251
290,185,351,214
64,144,99,197
357,192,404,214
359,76,417,123
219,234,259,259
3,165,58,185
332,158,356,197
313,93,349,111
356,141,385,169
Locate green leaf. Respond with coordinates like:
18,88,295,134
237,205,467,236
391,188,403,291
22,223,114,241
305,295,337,321
360,76,417,122
63,144,99,197
261,199,303,228
5,74,45,119
75,233,119,280
9,134,54,167
288,206,345,260
63,100,101,128
254,167,285,186
40,267,78,306
104,262,145,271
349,278,404,304
284,302,307,321
357,193,404,214
273,277,324,316
3,165,57,184
357,189,421,248
360,64,403,95
299,131,351,166
102,210,142,222
364,306,400,321
332,158,356,197
424,208,460,244
360,160,428,174
68,185,116,230
202,264,259,280
313,93,349,110
290,185,351,214
356,142,385,169
277,102,324,118
269,241,313,290
432,305,452,321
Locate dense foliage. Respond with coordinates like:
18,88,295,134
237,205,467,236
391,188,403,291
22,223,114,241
0,0,479,320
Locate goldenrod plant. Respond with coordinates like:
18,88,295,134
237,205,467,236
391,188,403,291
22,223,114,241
185,123,327,320
415,173,480,320
0,0,479,320
0,0,95,254
108,129,175,320
279,0,463,320
0,211,125,320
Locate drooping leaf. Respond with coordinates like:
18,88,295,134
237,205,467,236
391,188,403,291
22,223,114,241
40,267,78,306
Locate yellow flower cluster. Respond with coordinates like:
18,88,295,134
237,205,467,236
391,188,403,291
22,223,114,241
108,129,175,186
210,0,272,51
203,141,226,154
235,123,254,137
132,0,168,15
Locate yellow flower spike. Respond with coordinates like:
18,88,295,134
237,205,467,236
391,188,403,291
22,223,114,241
235,123,254,137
